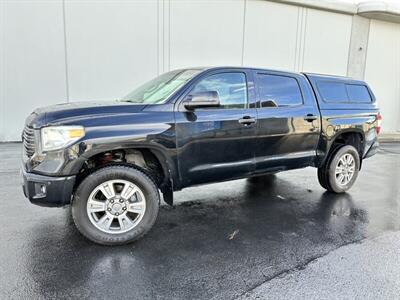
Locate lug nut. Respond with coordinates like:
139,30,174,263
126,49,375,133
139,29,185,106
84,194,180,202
115,212,119,216
123,207,126,211
119,199,124,203
107,208,111,212
110,199,114,203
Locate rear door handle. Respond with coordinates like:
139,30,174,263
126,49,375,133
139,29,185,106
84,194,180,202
238,116,256,126
304,114,318,122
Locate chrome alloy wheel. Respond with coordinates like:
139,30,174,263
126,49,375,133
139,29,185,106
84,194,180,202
86,179,146,234
334,153,356,186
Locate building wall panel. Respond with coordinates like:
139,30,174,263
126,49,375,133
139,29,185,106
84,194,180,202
302,8,352,75
65,0,159,101
169,0,244,69
365,20,400,132
2,0,67,141
243,0,299,71
0,0,399,140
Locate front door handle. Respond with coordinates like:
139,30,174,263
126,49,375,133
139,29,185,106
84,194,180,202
238,116,256,126
304,114,318,122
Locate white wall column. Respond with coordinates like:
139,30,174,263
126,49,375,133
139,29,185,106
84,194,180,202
347,15,370,80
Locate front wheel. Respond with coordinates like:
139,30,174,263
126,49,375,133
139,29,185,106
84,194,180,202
318,145,360,193
72,165,160,245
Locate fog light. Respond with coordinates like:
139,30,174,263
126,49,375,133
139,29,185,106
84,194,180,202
34,183,47,198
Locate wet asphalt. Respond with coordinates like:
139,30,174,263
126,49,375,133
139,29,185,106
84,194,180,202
0,143,399,299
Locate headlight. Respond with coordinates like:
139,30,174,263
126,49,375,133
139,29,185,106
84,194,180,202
41,126,85,152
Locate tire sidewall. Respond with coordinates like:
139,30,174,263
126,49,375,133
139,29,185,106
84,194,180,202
72,166,159,245
328,145,360,193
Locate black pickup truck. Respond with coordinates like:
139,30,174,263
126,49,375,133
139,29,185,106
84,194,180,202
21,67,381,245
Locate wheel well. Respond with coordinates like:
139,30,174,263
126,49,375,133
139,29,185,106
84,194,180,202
331,132,364,159
74,148,167,191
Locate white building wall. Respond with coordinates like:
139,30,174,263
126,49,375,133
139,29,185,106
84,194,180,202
365,19,400,133
1,0,68,141
0,0,399,141
302,9,352,75
242,1,353,75
0,1,5,141
65,0,159,101
169,0,245,69
243,0,299,70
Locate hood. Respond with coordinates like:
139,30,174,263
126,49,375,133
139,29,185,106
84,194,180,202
26,101,147,128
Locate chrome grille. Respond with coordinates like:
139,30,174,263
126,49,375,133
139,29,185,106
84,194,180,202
22,126,36,158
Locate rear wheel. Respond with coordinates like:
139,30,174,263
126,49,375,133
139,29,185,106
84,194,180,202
318,145,360,193
72,165,160,245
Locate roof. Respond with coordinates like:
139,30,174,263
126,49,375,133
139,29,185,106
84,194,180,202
199,67,356,81
303,72,366,85
271,0,400,23
202,66,300,75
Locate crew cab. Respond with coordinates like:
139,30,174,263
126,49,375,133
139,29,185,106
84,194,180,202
21,67,381,245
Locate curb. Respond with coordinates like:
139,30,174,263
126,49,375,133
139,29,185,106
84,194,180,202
379,134,400,143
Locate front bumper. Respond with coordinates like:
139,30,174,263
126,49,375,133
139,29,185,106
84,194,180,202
21,166,76,207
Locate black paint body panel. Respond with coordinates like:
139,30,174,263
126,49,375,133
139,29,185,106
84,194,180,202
21,67,380,206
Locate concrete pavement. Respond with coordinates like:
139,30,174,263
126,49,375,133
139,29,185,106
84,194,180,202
0,143,399,299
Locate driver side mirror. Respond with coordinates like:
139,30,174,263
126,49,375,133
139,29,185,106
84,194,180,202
184,91,220,110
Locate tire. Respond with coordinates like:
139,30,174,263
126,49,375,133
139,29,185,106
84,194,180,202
317,145,360,193
72,165,160,245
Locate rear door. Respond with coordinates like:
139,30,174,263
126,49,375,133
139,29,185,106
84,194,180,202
254,70,321,172
174,70,257,187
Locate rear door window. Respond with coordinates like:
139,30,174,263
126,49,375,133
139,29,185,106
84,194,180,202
256,74,303,107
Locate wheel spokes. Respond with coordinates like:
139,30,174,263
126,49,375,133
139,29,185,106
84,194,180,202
120,183,138,200
346,155,353,165
118,215,134,230
99,182,116,199
88,199,106,213
335,166,344,174
335,152,357,186
337,174,344,184
127,201,145,214
87,179,147,234
98,213,114,230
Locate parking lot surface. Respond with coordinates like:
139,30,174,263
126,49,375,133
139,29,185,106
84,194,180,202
0,143,399,299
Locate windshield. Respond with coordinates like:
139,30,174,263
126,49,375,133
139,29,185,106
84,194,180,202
121,69,202,104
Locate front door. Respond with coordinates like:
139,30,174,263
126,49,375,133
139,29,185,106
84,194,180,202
175,70,257,187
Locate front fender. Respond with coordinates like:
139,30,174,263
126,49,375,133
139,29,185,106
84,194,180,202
51,109,180,186
67,128,179,185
